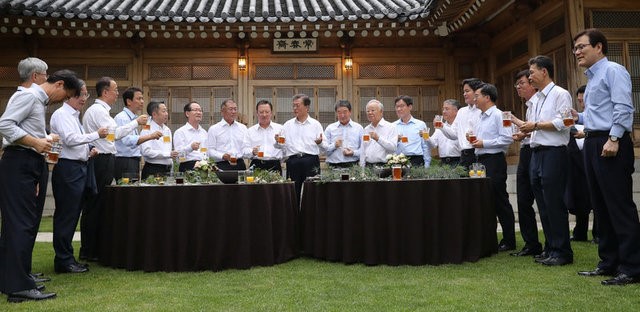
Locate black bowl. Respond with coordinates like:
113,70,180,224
215,170,239,184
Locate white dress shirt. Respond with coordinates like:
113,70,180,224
139,119,173,165
530,82,571,147
82,99,138,154
321,119,363,164
50,103,100,161
521,99,533,146
362,118,398,163
474,106,513,155
280,116,324,156
173,122,208,162
207,119,248,161
429,128,462,158
243,121,284,160
440,104,481,150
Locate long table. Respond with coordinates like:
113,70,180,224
99,182,298,272
301,178,497,265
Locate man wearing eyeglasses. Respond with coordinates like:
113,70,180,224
573,28,640,286
81,77,147,262
114,87,162,180
50,80,108,275
173,101,209,172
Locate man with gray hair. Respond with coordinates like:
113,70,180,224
426,99,462,166
17,57,48,91
362,99,397,166
321,99,363,168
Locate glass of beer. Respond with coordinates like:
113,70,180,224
400,134,408,143
257,146,264,158
363,133,371,142
178,151,186,163
434,115,443,128
246,169,254,183
175,172,184,185
162,133,171,144
420,127,430,140
502,111,512,127
143,123,151,131
392,164,402,181
562,109,575,127
106,126,115,142
46,142,62,164
277,135,286,145
467,130,477,143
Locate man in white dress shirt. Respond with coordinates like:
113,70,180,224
362,99,397,166
321,100,363,168
427,99,462,166
50,80,108,274
81,77,147,262
519,55,573,266
207,99,248,170
279,94,324,202
439,78,483,169
140,101,178,179
173,101,208,172
243,100,283,173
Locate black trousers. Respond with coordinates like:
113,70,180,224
326,161,358,169
565,138,598,240
141,162,172,179
439,156,460,167
52,159,88,266
216,159,247,171
530,146,572,259
584,133,640,275
286,154,320,204
407,155,424,167
477,152,515,247
516,145,542,252
80,153,114,260
179,160,197,172
0,147,48,293
460,148,475,169
250,159,282,174
114,156,140,181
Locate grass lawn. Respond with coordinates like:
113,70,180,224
1,237,640,311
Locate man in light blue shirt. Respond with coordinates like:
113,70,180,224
471,83,515,253
393,95,431,167
114,87,162,180
573,28,640,286
322,100,363,168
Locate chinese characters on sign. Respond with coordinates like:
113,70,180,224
273,38,318,52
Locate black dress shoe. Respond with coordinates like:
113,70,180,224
36,284,45,291
601,273,640,286
540,256,573,266
578,267,616,277
55,262,89,274
31,272,44,277
7,289,56,303
534,251,548,260
510,247,542,257
30,275,51,283
497,243,516,252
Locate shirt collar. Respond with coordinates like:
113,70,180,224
185,122,201,131
585,56,608,79
482,105,497,117
123,107,137,118
95,99,112,112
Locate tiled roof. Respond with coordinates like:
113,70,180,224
1,0,435,23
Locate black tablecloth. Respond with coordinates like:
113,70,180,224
301,178,497,265
99,183,297,272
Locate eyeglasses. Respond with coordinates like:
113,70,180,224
78,92,90,99
189,108,203,112
514,81,528,88
572,43,590,53
35,72,48,79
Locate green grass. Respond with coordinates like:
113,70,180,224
2,239,639,311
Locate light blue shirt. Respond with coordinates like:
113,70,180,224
475,106,513,155
114,107,141,157
394,116,431,167
0,85,48,149
322,119,363,164
578,57,634,138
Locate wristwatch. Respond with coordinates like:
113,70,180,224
609,135,619,142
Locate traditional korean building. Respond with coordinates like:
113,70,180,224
1,0,639,159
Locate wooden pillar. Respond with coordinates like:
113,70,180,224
565,0,587,91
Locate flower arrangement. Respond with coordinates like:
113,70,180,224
385,153,410,168
190,158,219,183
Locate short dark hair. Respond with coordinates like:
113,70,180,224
574,28,608,55
462,78,483,91
122,87,142,107
478,83,498,103
47,69,82,97
96,77,114,98
576,85,586,95
220,98,235,110
443,99,462,110
528,55,554,79
293,94,311,107
334,99,352,111
394,95,413,106
147,100,164,116
256,99,273,111
515,69,530,80
184,101,199,113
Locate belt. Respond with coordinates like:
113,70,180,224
59,158,88,165
461,148,475,156
440,156,460,163
288,153,315,159
3,145,42,157
145,163,172,169
477,152,503,160
252,159,280,164
583,130,609,138
116,156,141,160
531,145,566,152
406,155,423,160
520,144,530,149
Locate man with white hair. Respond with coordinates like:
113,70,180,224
362,99,398,166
